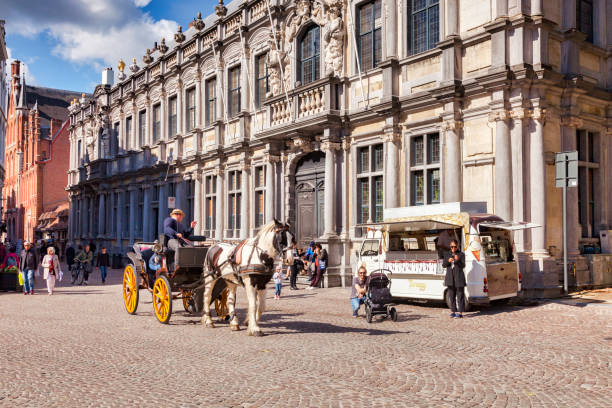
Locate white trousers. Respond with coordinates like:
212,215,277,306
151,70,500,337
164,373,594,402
46,276,56,294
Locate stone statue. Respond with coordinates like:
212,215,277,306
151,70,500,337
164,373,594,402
322,0,344,77
266,32,290,97
85,125,96,162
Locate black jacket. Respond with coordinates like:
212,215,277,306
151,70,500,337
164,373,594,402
66,247,75,264
97,253,110,267
442,250,466,288
19,248,38,271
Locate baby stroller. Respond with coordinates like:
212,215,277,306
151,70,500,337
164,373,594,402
365,270,397,323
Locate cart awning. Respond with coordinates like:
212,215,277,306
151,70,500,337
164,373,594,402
478,221,541,231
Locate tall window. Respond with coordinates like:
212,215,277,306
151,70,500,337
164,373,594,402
254,166,266,228
409,0,439,55
358,0,382,70
576,0,594,43
410,133,440,205
299,25,321,85
138,110,146,147
357,144,384,223
123,192,130,236
227,170,242,237
186,180,195,225
228,66,241,117
125,116,132,150
136,188,144,238
205,78,216,125
152,104,161,143
168,96,177,137
205,175,216,235
77,140,82,165
113,192,118,235
577,130,599,238
255,54,269,108
186,87,196,132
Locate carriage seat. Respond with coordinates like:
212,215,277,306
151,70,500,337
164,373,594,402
175,246,208,269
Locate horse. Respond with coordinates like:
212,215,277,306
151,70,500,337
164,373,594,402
200,219,295,336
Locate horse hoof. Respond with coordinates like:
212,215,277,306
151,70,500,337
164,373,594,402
253,330,264,337
230,324,240,331
205,322,215,328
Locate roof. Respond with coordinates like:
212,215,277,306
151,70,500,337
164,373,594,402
24,85,84,128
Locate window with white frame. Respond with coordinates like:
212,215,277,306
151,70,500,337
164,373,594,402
255,53,269,108
168,95,177,137
408,0,439,55
138,110,146,147
186,87,196,132
254,166,265,228
228,66,241,117
227,170,241,237
205,78,216,125
577,129,599,238
410,133,440,205
205,175,216,235
152,104,161,143
358,0,382,71
357,144,384,223
125,116,132,150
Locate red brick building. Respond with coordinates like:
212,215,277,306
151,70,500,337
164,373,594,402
2,60,82,249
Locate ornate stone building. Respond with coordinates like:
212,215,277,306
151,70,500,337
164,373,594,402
67,0,612,289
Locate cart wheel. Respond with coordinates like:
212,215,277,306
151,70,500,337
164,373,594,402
390,307,398,322
122,264,139,315
215,288,230,321
153,275,172,324
365,305,373,323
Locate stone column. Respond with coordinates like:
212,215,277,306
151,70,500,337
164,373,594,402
445,0,458,37
383,125,400,209
160,91,167,141
97,193,105,238
240,41,250,113
340,140,350,239
215,168,225,240
529,107,548,254
265,156,276,223
510,106,526,251
383,0,397,59
194,172,203,235
490,109,512,221
158,183,168,240
322,140,340,238
561,115,582,256
129,187,136,245
109,191,115,240
82,197,89,238
240,161,250,239
441,119,463,202
143,186,152,241
116,191,123,245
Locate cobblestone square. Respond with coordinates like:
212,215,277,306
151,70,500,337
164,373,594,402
1,269,611,407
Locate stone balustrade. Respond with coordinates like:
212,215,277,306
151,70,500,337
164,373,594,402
250,1,266,21
150,63,161,78
297,86,325,118
166,53,177,69
271,99,292,126
224,15,241,36
183,42,197,59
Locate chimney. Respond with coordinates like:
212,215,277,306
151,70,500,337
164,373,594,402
101,67,114,87
11,60,20,77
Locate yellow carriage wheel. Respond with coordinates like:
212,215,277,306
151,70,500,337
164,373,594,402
215,288,230,321
152,275,173,324
122,264,139,315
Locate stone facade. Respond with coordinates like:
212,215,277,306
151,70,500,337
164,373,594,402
67,0,612,290
2,60,79,247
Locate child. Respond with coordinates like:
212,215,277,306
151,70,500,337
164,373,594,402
273,265,283,300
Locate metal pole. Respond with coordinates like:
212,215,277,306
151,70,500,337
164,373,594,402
563,158,568,294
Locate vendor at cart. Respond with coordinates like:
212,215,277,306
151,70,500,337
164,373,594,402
163,208,197,251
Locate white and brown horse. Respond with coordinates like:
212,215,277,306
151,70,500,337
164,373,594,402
201,220,295,336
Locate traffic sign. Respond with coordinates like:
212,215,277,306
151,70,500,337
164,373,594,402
555,151,578,188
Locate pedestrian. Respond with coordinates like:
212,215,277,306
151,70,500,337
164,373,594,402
289,243,304,290
304,241,316,280
350,265,368,317
0,241,6,266
307,243,327,290
443,239,466,318
273,265,283,300
66,243,75,271
41,247,62,295
19,241,38,295
97,246,110,284
74,245,94,285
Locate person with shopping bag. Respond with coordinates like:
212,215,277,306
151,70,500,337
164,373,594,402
41,247,62,295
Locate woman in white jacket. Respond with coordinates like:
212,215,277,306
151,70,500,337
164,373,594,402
41,247,62,295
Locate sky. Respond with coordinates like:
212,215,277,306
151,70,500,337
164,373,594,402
2,0,218,93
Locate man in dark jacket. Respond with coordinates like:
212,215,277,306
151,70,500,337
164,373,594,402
19,241,38,295
163,208,197,251
66,244,75,271
442,239,466,318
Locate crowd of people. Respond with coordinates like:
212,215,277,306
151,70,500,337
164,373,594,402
273,240,329,299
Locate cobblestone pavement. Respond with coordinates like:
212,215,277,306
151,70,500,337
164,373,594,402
1,269,611,408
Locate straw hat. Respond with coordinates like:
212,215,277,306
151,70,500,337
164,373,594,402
171,208,184,216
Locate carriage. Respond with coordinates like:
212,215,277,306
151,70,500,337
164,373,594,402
121,237,229,324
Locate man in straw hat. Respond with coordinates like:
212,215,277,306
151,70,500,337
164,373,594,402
163,208,197,252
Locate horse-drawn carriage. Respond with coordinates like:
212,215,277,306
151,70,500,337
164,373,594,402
122,237,229,324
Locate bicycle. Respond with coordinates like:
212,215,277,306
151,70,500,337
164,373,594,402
70,261,87,285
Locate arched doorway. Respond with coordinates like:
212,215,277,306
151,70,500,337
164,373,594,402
294,151,325,247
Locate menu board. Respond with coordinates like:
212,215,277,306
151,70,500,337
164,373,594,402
384,259,443,275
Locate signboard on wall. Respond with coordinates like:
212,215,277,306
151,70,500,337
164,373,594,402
168,196,176,209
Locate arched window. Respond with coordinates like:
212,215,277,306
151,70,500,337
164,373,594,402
298,25,320,85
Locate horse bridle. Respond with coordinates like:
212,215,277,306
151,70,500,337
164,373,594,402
272,227,294,265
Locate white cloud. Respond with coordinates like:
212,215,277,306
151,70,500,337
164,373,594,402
3,0,178,83
6,47,38,86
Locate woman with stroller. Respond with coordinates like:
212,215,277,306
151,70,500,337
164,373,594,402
443,239,466,318
350,266,368,317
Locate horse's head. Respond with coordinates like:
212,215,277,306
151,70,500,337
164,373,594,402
271,219,295,265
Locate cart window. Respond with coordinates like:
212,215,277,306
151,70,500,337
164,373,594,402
480,228,513,263
402,237,419,250
360,239,379,256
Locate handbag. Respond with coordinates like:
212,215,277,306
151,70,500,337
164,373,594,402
18,271,24,286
